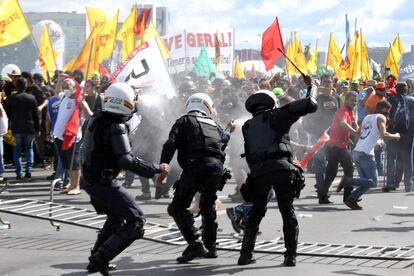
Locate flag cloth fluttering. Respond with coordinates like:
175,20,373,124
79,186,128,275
307,40,318,74
137,8,152,43
292,33,307,73
327,33,346,80
0,0,31,47
384,34,405,79
62,80,82,150
96,10,119,63
233,56,245,79
384,42,402,79
261,17,284,71
214,32,221,70
64,28,98,78
85,6,107,36
38,24,57,81
117,5,138,61
192,44,216,78
140,21,170,59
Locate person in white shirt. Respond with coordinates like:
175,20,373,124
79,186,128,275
340,100,400,210
53,75,92,195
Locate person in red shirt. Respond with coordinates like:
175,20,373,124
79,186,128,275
318,91,358,204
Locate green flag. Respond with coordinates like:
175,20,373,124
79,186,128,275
192,44,216,77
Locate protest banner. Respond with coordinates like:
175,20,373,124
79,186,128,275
114,37,176,99
163,29,235,74
398,52,414,81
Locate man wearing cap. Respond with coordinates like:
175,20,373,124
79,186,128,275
364,82,387,115
383,83,414,192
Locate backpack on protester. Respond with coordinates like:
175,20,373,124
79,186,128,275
392,95,410,132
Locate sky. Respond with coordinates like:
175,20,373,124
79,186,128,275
20,0,414,52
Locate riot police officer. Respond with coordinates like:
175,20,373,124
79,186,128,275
81,83,169,275
156,93,235,263
238,78,317,267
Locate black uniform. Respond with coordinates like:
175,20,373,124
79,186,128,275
239,96,317,266
160,111,230,262
81,112,162,274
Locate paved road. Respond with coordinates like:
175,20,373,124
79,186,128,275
1,166,414,275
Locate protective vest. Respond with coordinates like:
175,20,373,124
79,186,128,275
177,114,225,166
82,114,120,180
242,111,293,166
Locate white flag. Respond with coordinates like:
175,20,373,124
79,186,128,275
114,37,176,99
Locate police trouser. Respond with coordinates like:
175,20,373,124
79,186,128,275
168,166,222,250
243,170,298,257
81,177,146,262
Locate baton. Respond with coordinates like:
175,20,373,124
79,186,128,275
278,47,313,97
277,47,306,78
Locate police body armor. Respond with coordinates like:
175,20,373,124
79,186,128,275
177,113,225,168
242,111,293,167
83,114,121,184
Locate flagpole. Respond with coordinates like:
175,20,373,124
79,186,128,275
68,38,94,172
85,38,95,81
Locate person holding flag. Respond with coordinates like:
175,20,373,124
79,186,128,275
53,74,92,195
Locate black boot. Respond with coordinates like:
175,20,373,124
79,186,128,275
201,219,218,259
237,226,258,265
176,241,208,263
87,232,118,273
204,245,218,258
88,252,110,276
283,255,296,266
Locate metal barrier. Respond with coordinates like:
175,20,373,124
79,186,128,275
1,197,414,261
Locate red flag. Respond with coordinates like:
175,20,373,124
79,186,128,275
61,79,82,150
135,8,152,35
299,131,330,169
98,64,115,82
251,63,256,79
261,17,284,71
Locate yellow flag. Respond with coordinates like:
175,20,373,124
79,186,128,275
285,39,296,77
307,40,318,74
96,10,119,63
67,28,99,79
327,33,346,80
233,56,245,79
360,30,371,80
117,5,137,61
293,33,307,74
393,33,405,55
348,31,362,81
0,0,31,47
384,42,402,79
140,21,169,59
38,24,56,80
86,6,107,35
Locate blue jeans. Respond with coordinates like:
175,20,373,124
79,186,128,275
350,151,377,200
53,142,69,185
374,146,383,172
386,140,413,190
13,133,34,177
125,170,135,183
0,136,4,175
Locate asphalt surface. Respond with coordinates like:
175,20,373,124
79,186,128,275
1,165,414,276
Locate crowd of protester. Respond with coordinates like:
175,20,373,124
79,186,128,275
0,64,413,211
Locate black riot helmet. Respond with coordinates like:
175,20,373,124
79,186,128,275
245,89,279,114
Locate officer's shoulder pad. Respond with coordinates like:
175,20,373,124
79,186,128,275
110,123,127,135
